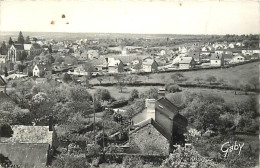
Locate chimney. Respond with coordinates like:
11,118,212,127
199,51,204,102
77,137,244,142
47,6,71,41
158,88,166,99
49,116,54,131
145,99,156,120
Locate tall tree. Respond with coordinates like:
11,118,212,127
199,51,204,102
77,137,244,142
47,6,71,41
17,31,25,44
25,36,30,44
0,41,7,55
8,37,14,45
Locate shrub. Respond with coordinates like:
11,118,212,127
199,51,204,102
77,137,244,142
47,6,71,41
129,89,139,101
167,84,181,93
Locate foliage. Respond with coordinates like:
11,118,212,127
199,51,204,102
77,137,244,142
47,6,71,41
129,89,139,101
95,89,111,102
17,31,25,44
166,84,181,93
140,87,158,99
206,76,217,84
162,146,217,168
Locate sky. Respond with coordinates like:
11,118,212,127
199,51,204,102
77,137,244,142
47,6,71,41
0,0,259,35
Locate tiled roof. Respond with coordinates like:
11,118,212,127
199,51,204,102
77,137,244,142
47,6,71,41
0,143,49,168
13,44,24,50
0,125,53,145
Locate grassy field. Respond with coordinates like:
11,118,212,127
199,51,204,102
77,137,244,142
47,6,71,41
148,61,259,86
89,62,259,87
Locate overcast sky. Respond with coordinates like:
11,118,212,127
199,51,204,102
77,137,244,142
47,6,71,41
0,0,259,35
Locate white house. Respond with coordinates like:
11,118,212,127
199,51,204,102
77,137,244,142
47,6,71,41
121,47,129,56
231,55,245,63
0,55,6,64
179,57,196,70
142,57,158,72
107,57,124,73
160,50,166,56
210,53,224,67
229,43,235,48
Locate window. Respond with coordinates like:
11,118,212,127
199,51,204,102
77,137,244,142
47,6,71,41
216,61,218,63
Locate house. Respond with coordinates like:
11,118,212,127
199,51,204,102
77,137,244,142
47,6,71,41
0,122,58,168
188,51,201,64
23,43,43,56
129,97,188,155
223,54,233,64
33,62,52,78
179,57,196,70
0,55,6,63
106,57,124,73
210,53,224,67
87,50,99,60
231,55,245,63
68,65,89,76
215,50,224,54
160,50,166,56
229,43,235,48
179,46,188,54
142,57,158,72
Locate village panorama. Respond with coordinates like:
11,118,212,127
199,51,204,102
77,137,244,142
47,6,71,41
0,31,259,168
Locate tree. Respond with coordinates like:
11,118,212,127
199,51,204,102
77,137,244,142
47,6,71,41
206,76,217,84
17,31,25,44
129,89,139,101
0,41,7,55
30,92,52,124
8,37,14,45
25,36,30,44
94,89,111,102
63,73,72,83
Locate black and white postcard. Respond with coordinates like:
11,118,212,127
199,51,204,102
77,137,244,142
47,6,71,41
0,0,259,167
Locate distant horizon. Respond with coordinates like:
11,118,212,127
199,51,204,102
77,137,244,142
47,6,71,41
1,30,259,36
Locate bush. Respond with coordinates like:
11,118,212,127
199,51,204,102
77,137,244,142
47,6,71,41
167,84,181,93
129,89,139,101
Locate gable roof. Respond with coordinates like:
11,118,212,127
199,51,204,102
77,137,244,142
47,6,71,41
143,57,156,65
179,57,194,64
156,97,179,119
0,143,49,168
130,118,172,141
0,125,53,145
210,53,223,60
13,44,24,50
